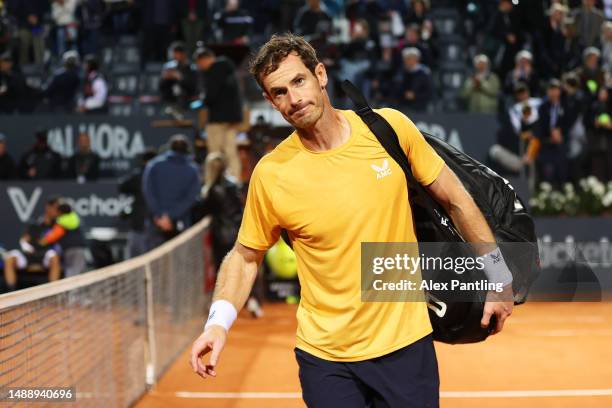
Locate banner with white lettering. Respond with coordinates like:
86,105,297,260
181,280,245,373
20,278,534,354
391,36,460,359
1,115,190,177
0,182,132,249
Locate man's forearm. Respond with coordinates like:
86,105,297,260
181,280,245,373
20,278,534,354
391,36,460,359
445,184,497,256
212,246,260,313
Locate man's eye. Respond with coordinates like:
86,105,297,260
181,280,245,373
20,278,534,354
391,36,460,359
296,78,304,85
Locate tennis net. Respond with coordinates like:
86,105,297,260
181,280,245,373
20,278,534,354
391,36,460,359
0,217,212,407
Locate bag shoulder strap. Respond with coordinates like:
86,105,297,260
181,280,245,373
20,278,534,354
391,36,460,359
340,79,463,241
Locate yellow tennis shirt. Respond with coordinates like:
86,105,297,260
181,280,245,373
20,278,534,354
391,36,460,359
237,108,445,361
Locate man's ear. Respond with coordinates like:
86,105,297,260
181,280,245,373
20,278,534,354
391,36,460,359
262,91,279,111
315,62,328,89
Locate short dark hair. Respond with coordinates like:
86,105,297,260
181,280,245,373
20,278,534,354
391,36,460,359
547,78,562,89
141,148,158,164
193,47,215,61
170,41,187,54
513,82,529,95
84,54,99,71
46,196,61,206
169,134,190,154
249,33,320,91
58,202,72,214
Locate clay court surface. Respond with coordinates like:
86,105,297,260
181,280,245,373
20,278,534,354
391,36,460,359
134,301,612,408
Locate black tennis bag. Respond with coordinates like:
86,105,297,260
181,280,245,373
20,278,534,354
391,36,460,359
342,80,540,344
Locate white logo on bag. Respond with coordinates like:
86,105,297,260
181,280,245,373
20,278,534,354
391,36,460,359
371,159,392,180
8,187,42,222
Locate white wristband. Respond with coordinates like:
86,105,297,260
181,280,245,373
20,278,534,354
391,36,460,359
481,247,513,287
204,300,237,332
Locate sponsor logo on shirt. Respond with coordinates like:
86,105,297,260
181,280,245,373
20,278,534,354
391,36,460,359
371,159,392,180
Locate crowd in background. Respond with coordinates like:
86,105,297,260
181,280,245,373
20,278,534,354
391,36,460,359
1,0,612,291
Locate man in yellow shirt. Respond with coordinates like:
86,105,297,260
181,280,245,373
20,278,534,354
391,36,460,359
191,33,514,407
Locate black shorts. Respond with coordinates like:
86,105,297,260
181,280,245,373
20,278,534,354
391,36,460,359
295,334,439,408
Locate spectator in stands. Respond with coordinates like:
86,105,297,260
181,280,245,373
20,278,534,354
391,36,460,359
575,47,606,103
504,50,540,97
51,0,79,57
398,47,433,112
399,24,433,68
179,0,209,55
2,197,62,291
293,0,332,37
7,0,47,65
142,134,201,249
601,21,612,72
39,201,87,278
536,3,569,80
18,130,62,180
194,47,243,179
78,55,108,113
338,19,376,102
104,0,135,34
560,16,584,73
586,86,612,181
0,133,16,180
213,0,253,44
461,54,500,114
0,52,26,114
572,0,606,48
404,0,429,26
43,50,81,113
200,152,243,272
77,0,104,56
139,0,178,62
487,0,523,80
66,132,100,182
490,82,542,174
562,72,589,183
536,79,571,186
119,148,158,258
0,3,13,56
160,42,197,113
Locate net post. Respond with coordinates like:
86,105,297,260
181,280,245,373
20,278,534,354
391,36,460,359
144,262,157,386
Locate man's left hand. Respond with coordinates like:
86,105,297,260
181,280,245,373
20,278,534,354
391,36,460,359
481,284,513,335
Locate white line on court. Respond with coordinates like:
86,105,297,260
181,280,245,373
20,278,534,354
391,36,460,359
160,389,612,399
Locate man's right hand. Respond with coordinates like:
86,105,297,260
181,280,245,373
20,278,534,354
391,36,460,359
190,325,227,378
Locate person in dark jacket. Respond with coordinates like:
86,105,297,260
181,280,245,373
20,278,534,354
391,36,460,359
179,0,210,55
3,197,62,291
66,132,100,182
138,0,179,62
200,151,262,318
0,133,16,180
118,148,158,258
43,50,81,113
486,0,523,80
0,52,27,114
18,130,62,180
200,151,243,269
77,0,104,56
293,0,331,37
399,47,433,111
160,42,198,112
535,79,571,187
535,3,569,80
7,0,48,65
194,47,243,179
142,134,201,250
213,0,253,44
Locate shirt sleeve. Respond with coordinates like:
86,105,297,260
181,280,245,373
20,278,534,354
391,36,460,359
237,161,281,251
378,108,445,186
84,78,108,110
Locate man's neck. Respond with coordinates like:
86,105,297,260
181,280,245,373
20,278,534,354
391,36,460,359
297,105,351,152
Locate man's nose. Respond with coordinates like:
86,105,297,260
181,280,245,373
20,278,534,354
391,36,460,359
288,89,301,106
